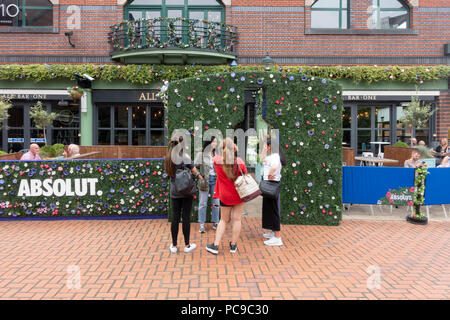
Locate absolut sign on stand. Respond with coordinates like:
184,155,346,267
0,1,19,26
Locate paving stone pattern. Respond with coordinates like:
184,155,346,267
0,217,449,300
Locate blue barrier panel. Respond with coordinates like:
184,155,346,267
342,166,415,204
424,168,450,205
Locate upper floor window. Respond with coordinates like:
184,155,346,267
0,0,53,27
311,0,348,29
126,0,224,23
369,0,409,29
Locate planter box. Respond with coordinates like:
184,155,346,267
384,146,414,167
0,152,23,161
79,146,166,159
343,147,355,166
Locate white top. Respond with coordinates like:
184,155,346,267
263,153,282,182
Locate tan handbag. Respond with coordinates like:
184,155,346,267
234,161,262,202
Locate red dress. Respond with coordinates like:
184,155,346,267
213,155,247,206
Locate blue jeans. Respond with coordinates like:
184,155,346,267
198,175,220,224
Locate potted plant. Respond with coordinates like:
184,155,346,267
29,101,58,146
0,96,12,129
398,92,436,146
67,86,84,100
384,141,413,167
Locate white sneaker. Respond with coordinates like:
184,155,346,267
184,243,197,253
263,231,274,239
264,237,283,246
170,244,178,253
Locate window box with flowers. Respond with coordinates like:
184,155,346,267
67,86,84,100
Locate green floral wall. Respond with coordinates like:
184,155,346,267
163,71,343,226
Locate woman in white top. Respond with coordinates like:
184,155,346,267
260,138,285,246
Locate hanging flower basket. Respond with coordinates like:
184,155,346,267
67,86,84,100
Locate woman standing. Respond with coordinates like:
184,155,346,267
206,138,247,255
261,138,284,246
194,136,220,233
165,136,203,253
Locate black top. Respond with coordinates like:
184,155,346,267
434,145,449,158
169,158,194,199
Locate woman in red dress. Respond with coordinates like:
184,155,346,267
206,138,247,255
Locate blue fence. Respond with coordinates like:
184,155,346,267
342,166,450,205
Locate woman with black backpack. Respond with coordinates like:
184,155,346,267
164,136,203,254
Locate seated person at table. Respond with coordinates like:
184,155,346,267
68,144,80,158
20,144,41,161
418,140,426,147
404,150,426,168
410,138,417,147
440,156,450,167
431,138,449,166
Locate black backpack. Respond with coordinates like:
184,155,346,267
173,164,197,196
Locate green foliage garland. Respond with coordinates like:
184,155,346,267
110,18,235,52
0,64,449,85
165,71,343,226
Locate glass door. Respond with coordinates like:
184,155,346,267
30,102,50,147
166,9,183,45
357,106,373,155
189,11,205,48
7,105,25,153
145,10,162,47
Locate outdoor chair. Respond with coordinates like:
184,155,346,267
377,152,384,167
362,152,375,166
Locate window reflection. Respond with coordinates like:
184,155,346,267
370,0,409,29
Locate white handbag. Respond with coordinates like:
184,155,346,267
234,161,262,202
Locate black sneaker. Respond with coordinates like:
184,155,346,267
229,242,237,253
206,243,219,255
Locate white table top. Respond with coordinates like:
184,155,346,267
355,156,398,163
369,142,390,145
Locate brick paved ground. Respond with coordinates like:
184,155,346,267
0,217,449,300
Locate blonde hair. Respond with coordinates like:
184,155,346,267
219,137,237,181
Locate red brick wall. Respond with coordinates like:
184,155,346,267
0,0,448,64
229,0,450,62
0,0,122,61
437,90,450,140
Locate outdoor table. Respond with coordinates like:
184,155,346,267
369,141,390,155
355,156,399,167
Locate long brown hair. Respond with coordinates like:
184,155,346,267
164,136,183,178
220,137,237,181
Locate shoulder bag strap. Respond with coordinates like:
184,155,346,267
235,159,245,176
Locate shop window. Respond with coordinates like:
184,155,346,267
96,104,165,146
125,0,224,23
369,0,409,29
51,104,80,146
311,0,348,29
0,0,53,28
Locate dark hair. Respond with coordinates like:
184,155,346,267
267,138,287,166
164,136,183,178
202,136,217,156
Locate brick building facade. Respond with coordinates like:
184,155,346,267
0,0,449,156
